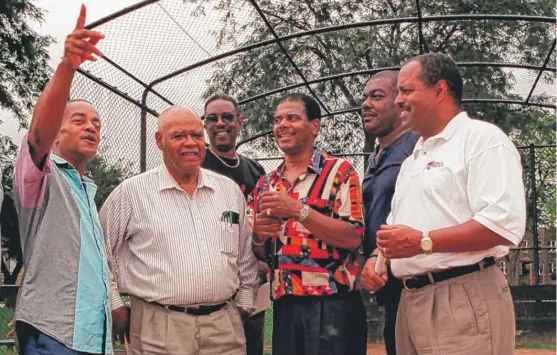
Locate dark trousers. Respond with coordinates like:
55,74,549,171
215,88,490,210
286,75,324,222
17,322,102,355
272,292,367,355
245,311,266,355
375,267,403,355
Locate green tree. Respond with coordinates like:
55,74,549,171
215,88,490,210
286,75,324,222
188,0,555,154
1,0,53,128
86,154,133,208
0,134,21,288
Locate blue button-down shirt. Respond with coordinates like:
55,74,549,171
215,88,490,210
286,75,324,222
14,137,112,354
362,132,419,257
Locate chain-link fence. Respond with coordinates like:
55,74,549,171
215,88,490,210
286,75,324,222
60,0,556,174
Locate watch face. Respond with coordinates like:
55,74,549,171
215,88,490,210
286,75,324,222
421,237,432,251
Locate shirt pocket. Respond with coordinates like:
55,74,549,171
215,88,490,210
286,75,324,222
217,220,240,256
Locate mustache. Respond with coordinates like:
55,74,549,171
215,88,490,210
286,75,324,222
213,128,232,134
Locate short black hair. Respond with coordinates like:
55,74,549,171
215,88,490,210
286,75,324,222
276,93,321,121
408,53,463,105
204,94,240,114
369,70,399,92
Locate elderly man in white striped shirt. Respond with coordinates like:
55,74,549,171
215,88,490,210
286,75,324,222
99,105,259,355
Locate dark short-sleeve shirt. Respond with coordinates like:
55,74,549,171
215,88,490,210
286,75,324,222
202,148,266,198
362,132,419,257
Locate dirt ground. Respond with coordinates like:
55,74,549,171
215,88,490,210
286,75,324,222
364,343,555,354
265,344,555,354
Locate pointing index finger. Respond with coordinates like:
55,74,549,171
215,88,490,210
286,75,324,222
75,4,86,30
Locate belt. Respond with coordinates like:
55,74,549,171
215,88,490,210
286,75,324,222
151,301,227,316
402,257,496,290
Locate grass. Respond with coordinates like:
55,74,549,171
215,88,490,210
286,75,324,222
516,342,556,350
516,334,556,350
264,307,273,346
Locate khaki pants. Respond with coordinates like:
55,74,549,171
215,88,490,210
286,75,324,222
129,296,246,355
396,264,515,355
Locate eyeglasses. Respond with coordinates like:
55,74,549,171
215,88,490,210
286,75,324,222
203,112,236,126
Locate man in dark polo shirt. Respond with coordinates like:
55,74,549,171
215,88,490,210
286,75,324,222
201,94,267,355
359,71,419,355
202,94,265,198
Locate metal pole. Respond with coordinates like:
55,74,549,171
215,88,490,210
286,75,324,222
529,143,540,286
139,88,151,173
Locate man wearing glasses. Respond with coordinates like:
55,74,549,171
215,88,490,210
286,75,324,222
202,94,266,198
202,94,267,355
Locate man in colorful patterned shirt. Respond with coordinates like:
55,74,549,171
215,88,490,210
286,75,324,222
249,93,367,355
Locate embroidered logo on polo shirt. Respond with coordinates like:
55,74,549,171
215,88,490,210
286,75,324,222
426,161,444,169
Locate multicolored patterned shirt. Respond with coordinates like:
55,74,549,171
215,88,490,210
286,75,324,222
248,148,365,299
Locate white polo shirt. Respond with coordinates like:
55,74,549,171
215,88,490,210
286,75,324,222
388,112,526,278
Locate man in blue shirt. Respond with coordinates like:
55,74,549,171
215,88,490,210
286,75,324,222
359,71,418,355
13,5,112,354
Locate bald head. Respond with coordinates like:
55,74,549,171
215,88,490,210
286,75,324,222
155,105,206,177
157,105,201,132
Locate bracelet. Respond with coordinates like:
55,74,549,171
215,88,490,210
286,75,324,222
252,237,265,246
368,254,379,260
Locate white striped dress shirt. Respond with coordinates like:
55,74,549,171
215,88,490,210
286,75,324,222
99,165,259,312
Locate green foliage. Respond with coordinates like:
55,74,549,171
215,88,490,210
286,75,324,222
85,155,133,209
0,308,14,340
0,0,53,128
0,135,18,198
188,0,556,226
187,0,555,154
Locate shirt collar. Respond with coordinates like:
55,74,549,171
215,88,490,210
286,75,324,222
275,147,325,177
51,153,72,168
51,153,95,185
158,165,214,192
413,111,469,157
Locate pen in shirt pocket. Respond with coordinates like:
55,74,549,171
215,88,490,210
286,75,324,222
220,211,240,229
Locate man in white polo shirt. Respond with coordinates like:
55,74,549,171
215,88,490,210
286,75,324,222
372,53,526,355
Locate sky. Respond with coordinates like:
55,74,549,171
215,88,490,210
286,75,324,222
0,0,143,144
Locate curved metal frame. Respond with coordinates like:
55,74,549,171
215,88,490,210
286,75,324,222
82,3,556,171
236,99,557,148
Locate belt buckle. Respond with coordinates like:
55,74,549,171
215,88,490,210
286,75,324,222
186,305,201,313
402,277,415,291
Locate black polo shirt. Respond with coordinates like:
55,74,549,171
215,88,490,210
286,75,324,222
202,148,266,198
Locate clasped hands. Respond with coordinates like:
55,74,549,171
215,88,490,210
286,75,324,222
360,224,423,293
252,192,303,242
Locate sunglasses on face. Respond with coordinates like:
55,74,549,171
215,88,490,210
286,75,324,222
203,112,236,126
